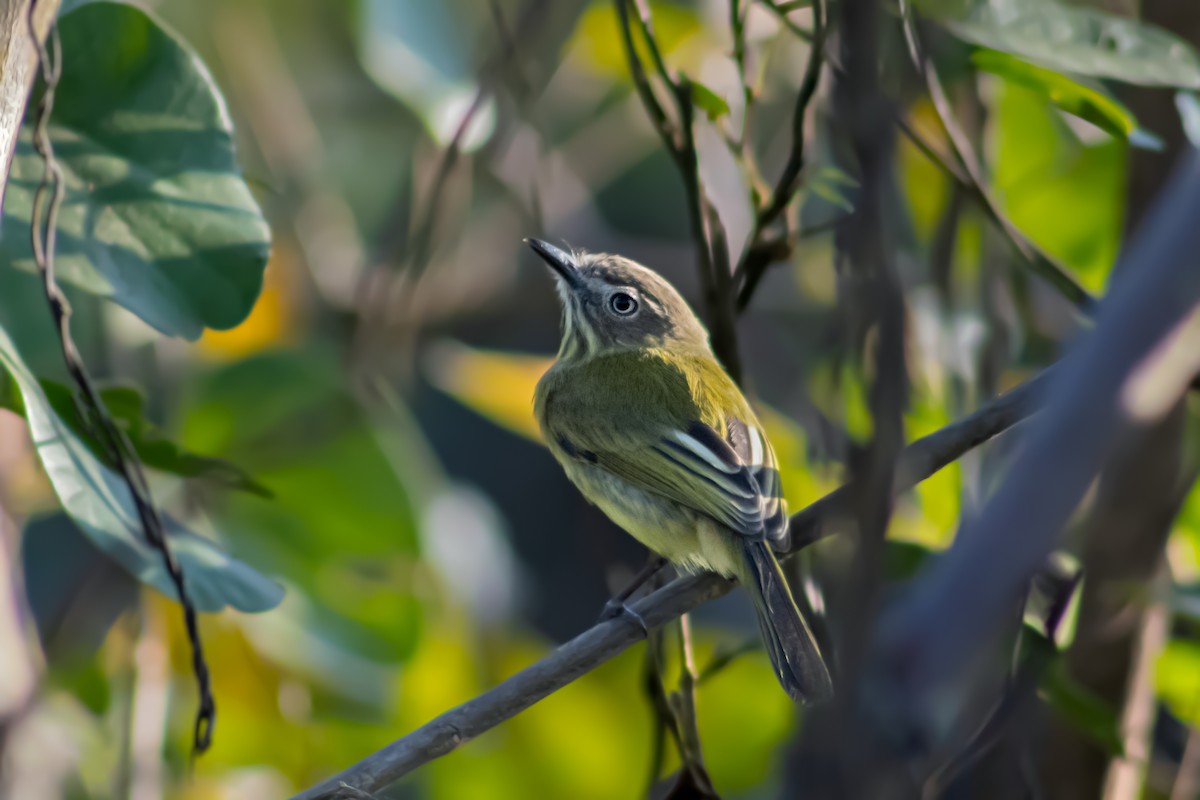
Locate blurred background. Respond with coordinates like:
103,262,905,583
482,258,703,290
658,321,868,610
3,0,1200,798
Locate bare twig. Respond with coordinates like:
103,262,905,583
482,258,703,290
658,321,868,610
614,0,742,379
668,614,717,796
758,0,814,42
735,0,827,310
291,369,1049,800
24,2,215,755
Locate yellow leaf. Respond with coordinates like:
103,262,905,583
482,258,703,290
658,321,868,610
200,240,301,360
564,0,707,78
424,341,552,442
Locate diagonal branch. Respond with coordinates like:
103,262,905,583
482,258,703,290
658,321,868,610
291,368,1050,800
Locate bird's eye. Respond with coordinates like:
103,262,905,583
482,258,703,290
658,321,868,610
609,292,638,316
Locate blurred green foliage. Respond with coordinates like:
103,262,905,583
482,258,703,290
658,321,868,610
2,0,1200,798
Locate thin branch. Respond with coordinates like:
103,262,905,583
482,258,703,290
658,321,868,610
615,0,742,379
291,369,1049,800
668,613,716,796
735,0,827,310
755,0,825,232
758,0,814,42
613,0,680,161
25,3,215,755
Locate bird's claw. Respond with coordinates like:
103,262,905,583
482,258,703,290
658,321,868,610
601,598,650,637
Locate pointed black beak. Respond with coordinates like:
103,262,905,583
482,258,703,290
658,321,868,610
525,238,582,290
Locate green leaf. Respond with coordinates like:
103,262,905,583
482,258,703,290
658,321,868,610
690,81,731,121
0,325,283,613
991,81,1126,293
930,0,1200,89
0,376,270,496
972,49,1160,148
0,2,270,339
179,351,426,666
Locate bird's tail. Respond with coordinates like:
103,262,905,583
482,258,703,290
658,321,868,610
738,539,834,704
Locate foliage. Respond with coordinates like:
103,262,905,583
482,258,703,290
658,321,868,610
2,0,1200,798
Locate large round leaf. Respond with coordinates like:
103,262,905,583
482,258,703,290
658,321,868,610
0,326,283,612
0,2,270,339
927,0,1200,89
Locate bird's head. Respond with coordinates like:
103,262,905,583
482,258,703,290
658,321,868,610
527,238,711,360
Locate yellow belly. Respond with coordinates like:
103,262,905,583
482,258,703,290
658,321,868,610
560,458,740,579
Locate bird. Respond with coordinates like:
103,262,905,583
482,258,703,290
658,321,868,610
528,238,833,703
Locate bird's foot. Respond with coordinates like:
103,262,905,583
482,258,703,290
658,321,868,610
600,598,650,637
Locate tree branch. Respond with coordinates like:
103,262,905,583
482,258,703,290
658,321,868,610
735,0,827,310
291,368,1049,800
868,150,1200,761
615,0,742,379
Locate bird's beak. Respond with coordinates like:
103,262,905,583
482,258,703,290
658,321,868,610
526,238,582,290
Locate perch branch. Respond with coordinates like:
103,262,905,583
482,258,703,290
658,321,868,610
292,367,1050,800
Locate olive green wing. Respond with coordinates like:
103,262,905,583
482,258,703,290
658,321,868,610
543,352,781,538
561,419,769,538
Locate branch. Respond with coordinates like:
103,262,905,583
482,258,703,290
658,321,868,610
615,0,742,380
868,151,1200,758
735,0,827,310
291,369,1049,800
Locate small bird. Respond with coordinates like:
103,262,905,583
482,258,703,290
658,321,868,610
529,239,833,703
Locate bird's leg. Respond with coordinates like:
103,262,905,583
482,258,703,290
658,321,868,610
600,556,669,635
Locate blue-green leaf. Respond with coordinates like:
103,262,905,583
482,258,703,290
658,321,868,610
0,326,283,612
0,2,270,339
928,0,1200,89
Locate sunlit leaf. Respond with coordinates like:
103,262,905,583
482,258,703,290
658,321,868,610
1157,640,1200,727
973,49,1160,149
991,81,1125,293
566,1,706,78
424,340,552,442
691,81,731,121
0,2,270,339
928,0,1200,89
0,327,283,613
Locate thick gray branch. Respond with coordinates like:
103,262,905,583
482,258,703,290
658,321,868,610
292,372,1048,800
870,152,1200,751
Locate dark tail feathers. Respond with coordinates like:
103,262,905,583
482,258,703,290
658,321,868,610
740,539,834,704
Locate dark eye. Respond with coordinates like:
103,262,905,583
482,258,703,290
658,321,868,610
609,292,638,316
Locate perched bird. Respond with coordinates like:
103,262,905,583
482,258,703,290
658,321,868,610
529,238,833,703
